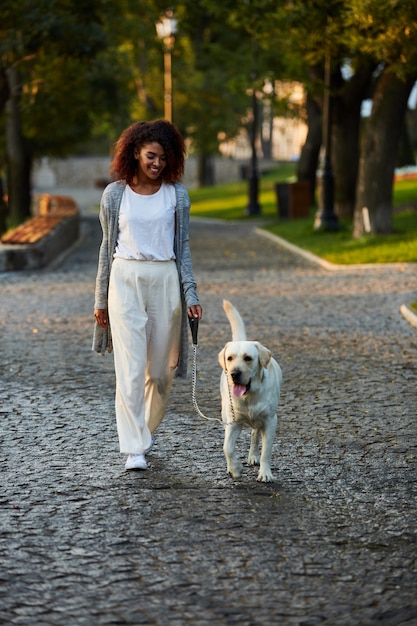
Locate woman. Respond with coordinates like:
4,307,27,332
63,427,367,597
93,120,202,471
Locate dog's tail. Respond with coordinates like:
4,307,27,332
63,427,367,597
223,300,247,341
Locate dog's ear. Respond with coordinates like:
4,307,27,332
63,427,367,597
218,345,227,370
255,342,272,368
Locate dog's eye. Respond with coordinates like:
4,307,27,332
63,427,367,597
244,356,253,362
227,356,233,361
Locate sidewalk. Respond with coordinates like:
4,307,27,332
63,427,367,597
1,201,416,625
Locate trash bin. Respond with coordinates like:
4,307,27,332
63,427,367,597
275,181,311,219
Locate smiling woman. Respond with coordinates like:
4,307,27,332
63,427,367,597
110,120,185,186
92,119,202,472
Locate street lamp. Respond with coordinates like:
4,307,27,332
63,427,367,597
246,87,261,215
155,9,177,122
314,51,339,231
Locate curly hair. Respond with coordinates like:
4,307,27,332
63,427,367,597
110,120,186,185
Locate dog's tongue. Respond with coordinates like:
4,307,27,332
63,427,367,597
232,383,247,397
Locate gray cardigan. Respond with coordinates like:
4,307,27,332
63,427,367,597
92,180,200,378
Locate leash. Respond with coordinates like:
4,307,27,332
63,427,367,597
223,352,237,424
189,317,223,424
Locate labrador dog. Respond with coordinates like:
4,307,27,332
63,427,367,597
218,300,282,482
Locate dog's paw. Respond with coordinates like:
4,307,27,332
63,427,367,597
227,461,243,479
257,469,274,482
247,454,260,467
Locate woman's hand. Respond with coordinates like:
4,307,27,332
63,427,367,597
187,304,203,320
94,308,109,328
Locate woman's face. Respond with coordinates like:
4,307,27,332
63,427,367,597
134,142,167,181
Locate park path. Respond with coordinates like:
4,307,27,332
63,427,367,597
1,209,416,625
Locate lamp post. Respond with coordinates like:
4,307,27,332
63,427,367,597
314,51,339,231
246,87,261,215
156,9,177,122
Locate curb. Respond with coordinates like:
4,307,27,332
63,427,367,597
400,304,417,329
255,227,417,331
255,227,417,272
255,227,340,270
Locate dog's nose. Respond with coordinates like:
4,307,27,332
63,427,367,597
231,369,241,382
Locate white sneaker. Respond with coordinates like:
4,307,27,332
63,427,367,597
125,454,147,471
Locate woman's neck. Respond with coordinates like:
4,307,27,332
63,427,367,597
130,177,162,195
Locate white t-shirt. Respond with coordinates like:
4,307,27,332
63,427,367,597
114,182,176,261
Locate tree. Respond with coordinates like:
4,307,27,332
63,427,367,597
0,0,121,227
181,0,290,187
277,1,372,218
346,0,417,236
354,71,417,236
172,2,250,185
274,0,417,234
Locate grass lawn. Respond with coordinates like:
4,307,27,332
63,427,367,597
189,164,417,265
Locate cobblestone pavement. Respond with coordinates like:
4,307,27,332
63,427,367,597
1,211,417,626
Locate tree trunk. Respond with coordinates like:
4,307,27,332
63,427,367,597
332,107,360,218
296,92,322,207
0,173,8,235
353,70,417,237
0,66,9,112
197,152,215,187
6,66,32,226
332,62,374,219
0,68,10,232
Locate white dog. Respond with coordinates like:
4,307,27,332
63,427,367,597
218,300,283,482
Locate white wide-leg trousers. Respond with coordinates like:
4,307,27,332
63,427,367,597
108,258,181,454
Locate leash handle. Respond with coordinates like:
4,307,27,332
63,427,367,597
189,316,199,345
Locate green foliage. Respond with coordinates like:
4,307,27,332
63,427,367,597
2,0,417,177
0,0,131,158
175,0,299,156
344,0,417,74
0,0,108,60
174,1,255,153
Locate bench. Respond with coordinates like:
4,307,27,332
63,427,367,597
0,194,80,271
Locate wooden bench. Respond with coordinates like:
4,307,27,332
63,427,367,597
0,194,80,271
1,194,78,245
